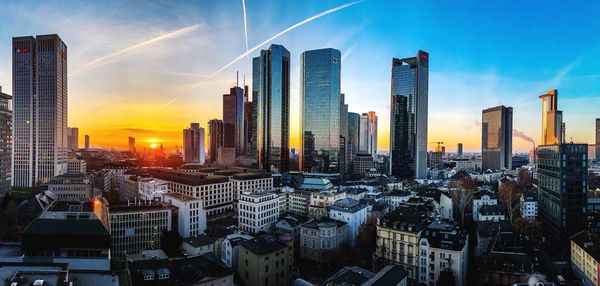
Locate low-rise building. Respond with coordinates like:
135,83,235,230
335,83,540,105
309,190,347,218
278,186,311,216
47,174,94,202
384,190,414,211
238,191,280,233
139,177,169,200
478,204,506,222
274,214,303,241
520,191,538,220
571,230,600,286
329,198,367,248
300,217,348,263
237,234,294,286
67,158,87,174
162,192,207,238
221,233,254,268
418,220,468,286
472,189,497,221
181,234,219,256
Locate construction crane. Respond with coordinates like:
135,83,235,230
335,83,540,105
429,141,444,152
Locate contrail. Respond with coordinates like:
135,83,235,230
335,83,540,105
70,24,200,77
209,0,362,78
242,0,249,62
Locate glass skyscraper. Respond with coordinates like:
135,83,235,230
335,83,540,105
300,48,341,173
208,119,223,162
390,51,428,179
12,35,68,187
223,86,245,156
256,44,290,172
481,105,512,170
347,112,360,158
183,123,205,164
359,111,377,158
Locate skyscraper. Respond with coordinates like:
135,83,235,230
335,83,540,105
457,143,463,157
223,85,245,157
389,51,429,179
128,137,136,153
339,94,349,178
244,86,252,156
539,89,563,145
250,57,260,159
255,44,290,173
359,111,377,158
481,106,513,170
0,86,11,195
596,118,600,162
347,112,360,159
208,119,223,163
67,127,79,151
183,123,206,164
300,48,341,173
85,135,90,149
12,35,68,187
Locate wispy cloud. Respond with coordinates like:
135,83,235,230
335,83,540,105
209,0,363,78
549,59,579,87
70,24,200,77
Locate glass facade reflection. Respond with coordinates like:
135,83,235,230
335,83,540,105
390,51,428,179
347,112,360,157
300,48,341,173
481,105,512,170
223,86,245,156
256,44,290,172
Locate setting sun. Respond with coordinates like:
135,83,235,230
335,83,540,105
149,143,158,149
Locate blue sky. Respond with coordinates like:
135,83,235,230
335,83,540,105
0,0,598,152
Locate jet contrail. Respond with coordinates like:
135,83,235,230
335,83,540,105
70,24,200,77
209,0,362,78
242,0,249,62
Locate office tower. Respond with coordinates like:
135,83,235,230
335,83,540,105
244,87,252,156
347,112,360,158
300,48,341,173
12,35,68,187
208,119,224,163
481,106,513,170
250,57,260,159
183,123,206,164
539,89,563,145
256,44,290,172
340,94,349,178
128,137,136,153
390,51,429,179
0,87,11,196
537,143,588,251
596,118,600,161
67,127,79,151
359,111,378,158
457,143,463,157
84,135,90,149
223,85,245,157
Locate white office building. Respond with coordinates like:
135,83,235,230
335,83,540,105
162,192,207,238
66,158,86,174
139,177,169,200
230,173,273,210
47,174,93,202
329,198,368,248
238,191,279,234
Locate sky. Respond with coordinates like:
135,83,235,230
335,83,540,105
0,0,599,153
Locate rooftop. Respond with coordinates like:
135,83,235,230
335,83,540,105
421,220,468,251
301,217,347,230
378,205,432,233
330,198,367,213
479,204,505,216
183,234,217,248
163,192,200,202
126,249,169,262
239,234,287,255
231,172,272,180
146,168,229,186
571,230,600,261
323,266,375,286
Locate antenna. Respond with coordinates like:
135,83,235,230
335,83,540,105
236,71,239,87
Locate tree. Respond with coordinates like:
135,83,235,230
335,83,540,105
513,217,542,241
449,176,476,226
499,181,521,223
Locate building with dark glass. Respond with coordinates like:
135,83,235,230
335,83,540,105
183,123,205,164
359,111,377,159
596,118,600,162
339,94,348,178
300,48,341,173
208,119,223,163
12,35,68,187
250,57,260,159
481,105,512,170
457,143,463,157
537,143,588,253
67,127,79,151
390,51,429,179
255,44,290,173
0,87,11,196
348,112,360,158
223,86,245,157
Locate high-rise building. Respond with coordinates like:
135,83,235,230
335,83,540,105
208,119,224,163
67,127,79,151
12,35,68,187
84,135,90,149
223,85,245,157
539,89,563,145
255,44,290,172
481,106,513,170
596,118,600,162
0,87,11,195
244,86,252,156
347,112,360,159
250,57,260,159
340,94,349,178
390,51,429,179
359,111,377,158
537,143,588,251
300,48,341,173
457,143,463,157
128,136,135,153
183,123,206,164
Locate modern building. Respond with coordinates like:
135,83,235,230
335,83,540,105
66,158,86,174
12,35,68,187
353,153,374,176
300,48,341,173
300,217,348,263
47,174,93,202
359,111,378,159
329,198,367,248
540,89,563,145
85,135,90,149
482,105,513,170
238,191,280,234
223,85,245,157
596,118,600,162
538,143,588,252
255,44,290,173
278,187,311,216
183,123,206,164
138,177,169,200
571,230,600,286
162,192,207,238
457,143,463,157
0,87,11,196
418,220,468,286
251,57,260,159
340,94,349,178
237,234,294,286
230,172,273,210
128,136,135,153
67,127,79,151
208,119,223,163
390,51,429,179
348,112,360,169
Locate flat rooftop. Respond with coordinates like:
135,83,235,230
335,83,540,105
163,192,200,202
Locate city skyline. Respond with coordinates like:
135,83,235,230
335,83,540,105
0,1,599,153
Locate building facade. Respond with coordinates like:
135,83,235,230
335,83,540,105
237,235,294,286
300,217,348,263
481,105,513,170
162,192,207,238
47,174,93,202
390,51,429,179
238,191,280,233
12,35,68,187
540,89,563,145
571,230,600,286
359,111,378,159
418,220,468,286
329,198,367,248
223,86,245,157
183,123,206,164
66,158,86,174
231,172,273,210
208,119,223,163
67,127,78,151
0,87,11,196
